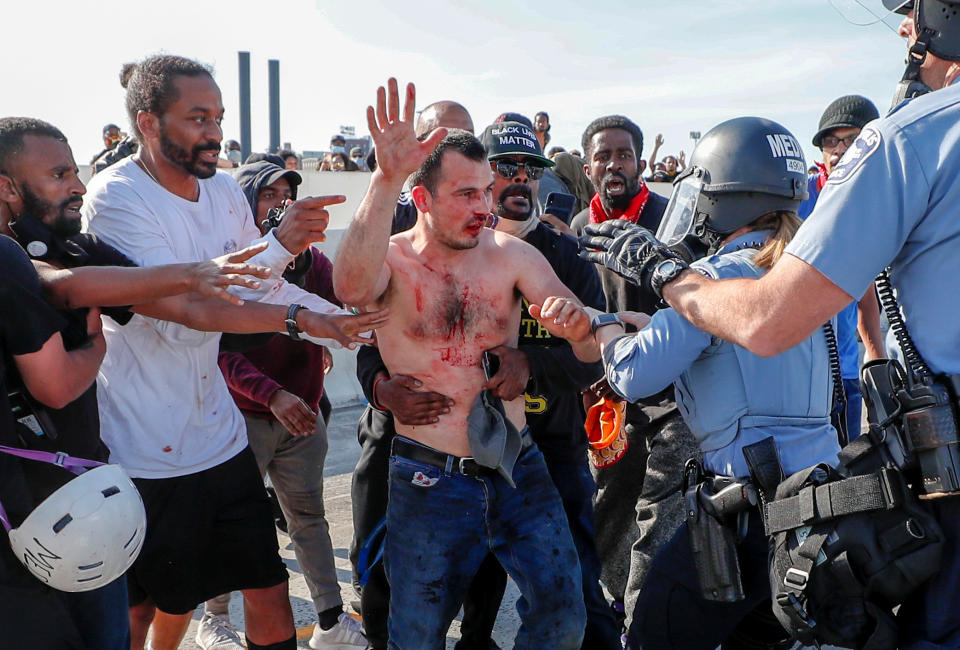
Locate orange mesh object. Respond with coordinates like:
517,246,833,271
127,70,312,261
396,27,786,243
585,397,628,468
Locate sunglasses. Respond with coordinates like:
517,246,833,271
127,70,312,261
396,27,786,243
821,134,858,150
490,159,545,181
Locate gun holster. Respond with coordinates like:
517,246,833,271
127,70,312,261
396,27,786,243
683,459,758,602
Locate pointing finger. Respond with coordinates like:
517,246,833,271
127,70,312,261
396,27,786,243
296,194,346,208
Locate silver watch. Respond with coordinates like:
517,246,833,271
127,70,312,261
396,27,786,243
590,312,624,335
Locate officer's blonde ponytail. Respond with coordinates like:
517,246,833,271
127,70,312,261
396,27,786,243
752,211,801,270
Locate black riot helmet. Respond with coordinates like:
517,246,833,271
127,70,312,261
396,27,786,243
656,117,807,260
885,0,960,105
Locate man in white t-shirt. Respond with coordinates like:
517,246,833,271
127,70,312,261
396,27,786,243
82,54,385,650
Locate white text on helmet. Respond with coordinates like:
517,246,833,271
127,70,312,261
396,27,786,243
765,134,803,159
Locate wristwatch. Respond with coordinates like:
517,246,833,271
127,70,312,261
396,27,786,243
285,304,306,341
651,257,689,299
590,312,625,335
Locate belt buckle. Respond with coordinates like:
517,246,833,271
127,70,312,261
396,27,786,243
458,457,480,477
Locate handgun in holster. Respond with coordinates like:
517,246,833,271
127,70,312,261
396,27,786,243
683,458,758,602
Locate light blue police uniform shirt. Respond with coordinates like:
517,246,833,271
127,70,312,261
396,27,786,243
786,79,960,376
799,175,861,380
605,231,840,479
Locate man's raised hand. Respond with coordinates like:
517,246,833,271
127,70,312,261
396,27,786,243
367,78,447,183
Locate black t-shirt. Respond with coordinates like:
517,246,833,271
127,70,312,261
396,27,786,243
0,235,68,584
16,234,134,502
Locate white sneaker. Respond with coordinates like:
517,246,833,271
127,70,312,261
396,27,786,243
309,612,367,649
195,613,245,649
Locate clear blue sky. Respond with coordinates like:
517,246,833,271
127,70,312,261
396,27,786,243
2,0,908,168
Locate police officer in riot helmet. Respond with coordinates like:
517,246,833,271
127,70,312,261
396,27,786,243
577,0,960,647
885,0,960,104
532,116,841,650
655,117,809,264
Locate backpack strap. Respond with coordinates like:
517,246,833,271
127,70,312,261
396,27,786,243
0,445,104,532
774,523,834,641
764,467,904,535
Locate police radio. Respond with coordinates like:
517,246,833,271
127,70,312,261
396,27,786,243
861,270,960,497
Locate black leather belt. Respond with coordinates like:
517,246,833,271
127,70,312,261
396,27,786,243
392,431,532,478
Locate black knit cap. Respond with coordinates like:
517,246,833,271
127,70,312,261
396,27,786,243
812,95,880,148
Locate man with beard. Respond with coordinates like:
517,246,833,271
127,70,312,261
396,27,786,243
335,78,586,650
569,115,700,634
0,117,328,649
81,55,388,650
478,120,621,649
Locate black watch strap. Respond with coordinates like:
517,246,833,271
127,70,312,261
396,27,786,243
285,304,306,341
651,258,690,301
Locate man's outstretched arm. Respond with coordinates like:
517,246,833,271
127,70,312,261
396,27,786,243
34,243,271,309
662,253,853,357
333,78,446,306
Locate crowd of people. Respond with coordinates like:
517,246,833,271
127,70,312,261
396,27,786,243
2,2,960,650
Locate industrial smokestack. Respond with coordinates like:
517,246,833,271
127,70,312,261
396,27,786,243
238,51,252,160
268,59,280,154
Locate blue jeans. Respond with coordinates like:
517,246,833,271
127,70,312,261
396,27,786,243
385,438,585,650
628,511,770,650
64,576,131,650
543,455,622,649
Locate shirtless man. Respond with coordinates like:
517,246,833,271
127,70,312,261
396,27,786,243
333,79,586,650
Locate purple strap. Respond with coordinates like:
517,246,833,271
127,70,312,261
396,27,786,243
0,445,105,532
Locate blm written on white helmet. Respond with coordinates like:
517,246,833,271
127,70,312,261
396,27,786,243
2,461,146,592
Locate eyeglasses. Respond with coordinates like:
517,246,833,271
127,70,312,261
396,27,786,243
821,134,859,150
490,159,545,181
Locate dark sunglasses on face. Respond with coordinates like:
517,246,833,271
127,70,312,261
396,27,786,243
490,159,545,181
821,134,859,149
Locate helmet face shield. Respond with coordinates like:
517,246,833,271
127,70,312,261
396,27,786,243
657,171,704,247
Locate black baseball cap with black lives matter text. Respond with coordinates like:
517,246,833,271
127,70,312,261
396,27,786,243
481,121,554,167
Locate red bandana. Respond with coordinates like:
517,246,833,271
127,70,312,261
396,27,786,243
814,161,829,192
588,183,651,224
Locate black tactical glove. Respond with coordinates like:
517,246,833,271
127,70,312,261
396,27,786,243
579,219,689,300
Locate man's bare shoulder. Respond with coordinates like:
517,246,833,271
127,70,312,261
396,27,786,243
489,228,544,260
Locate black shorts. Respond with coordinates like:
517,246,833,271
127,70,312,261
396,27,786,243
127,446,288,614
